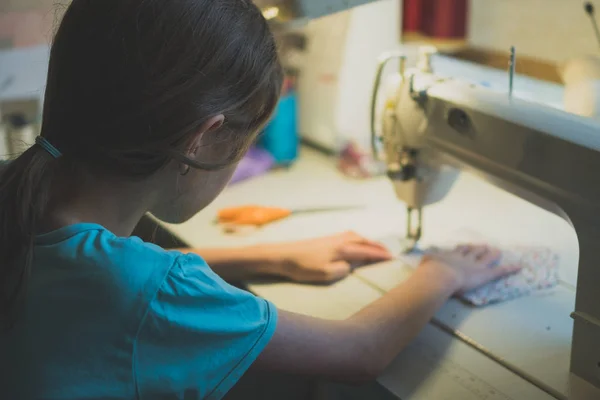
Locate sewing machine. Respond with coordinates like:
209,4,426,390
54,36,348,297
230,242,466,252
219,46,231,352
255,1,600,399
370,48,600,400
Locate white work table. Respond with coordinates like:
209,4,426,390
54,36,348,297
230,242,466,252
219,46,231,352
161,147,578,400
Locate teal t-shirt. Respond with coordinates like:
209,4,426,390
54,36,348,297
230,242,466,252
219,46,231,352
0,223,278,399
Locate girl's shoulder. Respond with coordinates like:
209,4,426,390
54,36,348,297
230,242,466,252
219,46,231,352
35,222,194,304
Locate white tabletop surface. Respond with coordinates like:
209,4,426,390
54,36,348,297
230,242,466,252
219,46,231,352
160,147,578,400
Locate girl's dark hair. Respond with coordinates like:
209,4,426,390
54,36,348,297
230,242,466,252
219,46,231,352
0,0,283,328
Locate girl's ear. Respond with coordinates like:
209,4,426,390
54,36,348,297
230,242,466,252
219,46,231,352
186,114,225,158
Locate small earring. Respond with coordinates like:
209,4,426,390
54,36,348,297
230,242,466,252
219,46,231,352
180,164,191,176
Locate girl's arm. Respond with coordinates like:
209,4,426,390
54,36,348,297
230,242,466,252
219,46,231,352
177,245,281,281
175,231,392,283
252,245,521,382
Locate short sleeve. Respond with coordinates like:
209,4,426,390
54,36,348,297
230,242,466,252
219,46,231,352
134,254,278,400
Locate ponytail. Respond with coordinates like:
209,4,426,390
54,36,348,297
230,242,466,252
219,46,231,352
0,146,56,330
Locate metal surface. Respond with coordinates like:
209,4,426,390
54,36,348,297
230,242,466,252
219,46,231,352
373,47,600,399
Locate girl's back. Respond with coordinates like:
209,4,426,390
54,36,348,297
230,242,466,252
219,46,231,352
2,224,275,399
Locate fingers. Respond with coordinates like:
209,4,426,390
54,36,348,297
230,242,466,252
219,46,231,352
473,246,490,260
343,231,363,241
324,260,352,282
342,231,390,252
489,263,522,280
468,245,500,264
299,261,352,283
338,242,393,263
454,244,500,263
479,248,501,266
455,244,471,256
458,244,519,280
292,261,352,283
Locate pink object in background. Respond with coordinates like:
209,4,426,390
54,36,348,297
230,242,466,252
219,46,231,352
0,10,54,48
337,141,385,179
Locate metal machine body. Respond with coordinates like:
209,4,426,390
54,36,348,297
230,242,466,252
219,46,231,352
371,50,600,399
256,0,600,398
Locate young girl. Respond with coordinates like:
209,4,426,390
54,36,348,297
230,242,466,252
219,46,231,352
0,1,520,399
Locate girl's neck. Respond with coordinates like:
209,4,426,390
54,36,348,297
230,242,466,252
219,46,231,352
41,173,161,238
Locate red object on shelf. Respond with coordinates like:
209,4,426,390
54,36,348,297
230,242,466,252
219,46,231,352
402,0,468,39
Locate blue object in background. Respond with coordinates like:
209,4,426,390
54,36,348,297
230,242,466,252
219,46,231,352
259,91,299,165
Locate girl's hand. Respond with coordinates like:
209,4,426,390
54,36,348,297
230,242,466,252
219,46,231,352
419,244,522,294
253,243,521,382
272,231,393,283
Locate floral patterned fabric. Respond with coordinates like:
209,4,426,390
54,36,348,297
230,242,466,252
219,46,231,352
386,231,561,307
459,246,560,306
